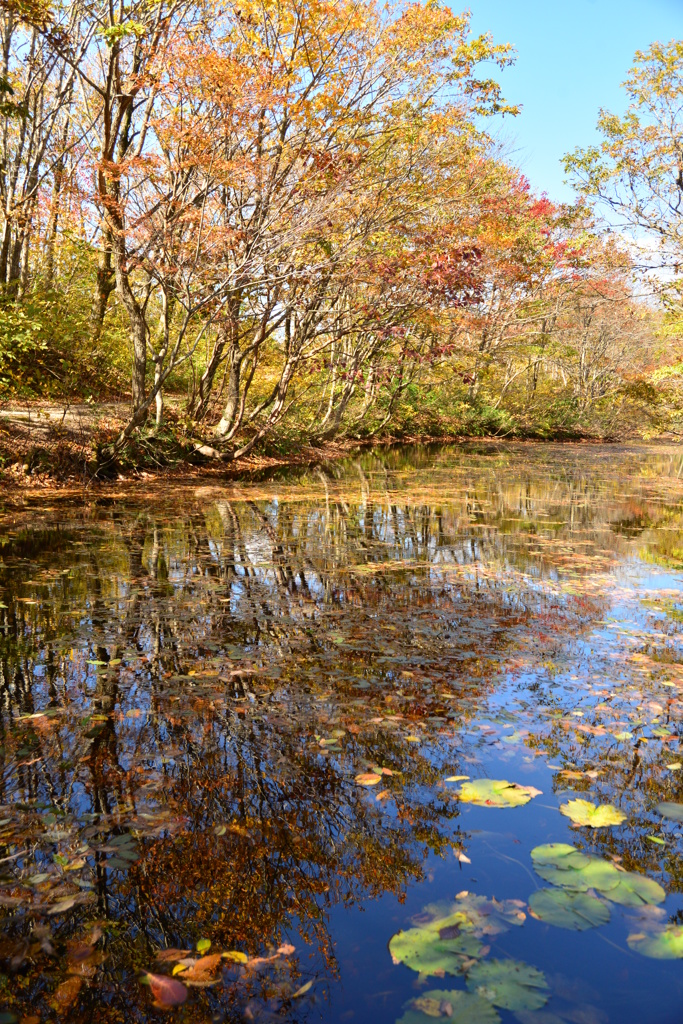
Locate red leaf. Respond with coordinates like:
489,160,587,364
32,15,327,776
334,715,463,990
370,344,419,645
144,972,188,1007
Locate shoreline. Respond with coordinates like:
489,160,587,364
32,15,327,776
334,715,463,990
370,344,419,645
0,426,674,498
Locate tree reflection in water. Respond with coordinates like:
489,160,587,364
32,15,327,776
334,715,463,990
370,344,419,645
0,444,681,1021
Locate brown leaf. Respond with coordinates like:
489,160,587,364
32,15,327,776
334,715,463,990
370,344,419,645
144,972,188,1007
51,976,84,1014
155,948,192,963
355,773,381,786
177,953,222,984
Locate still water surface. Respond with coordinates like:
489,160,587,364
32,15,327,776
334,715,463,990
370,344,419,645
1,443,683,1023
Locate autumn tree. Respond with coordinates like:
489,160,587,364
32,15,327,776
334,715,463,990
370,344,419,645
564,41,683,268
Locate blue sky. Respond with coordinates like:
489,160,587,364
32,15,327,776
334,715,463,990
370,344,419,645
467,0,683,203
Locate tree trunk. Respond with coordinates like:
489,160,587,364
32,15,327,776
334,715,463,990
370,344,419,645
154,361,163,426
0,219,10,285
189,329,226,421
91,234,115,344
215,343,242,437
130,310,147,414
45,161,63,287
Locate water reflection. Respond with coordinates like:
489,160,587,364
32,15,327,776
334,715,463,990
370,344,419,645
0,444,682,1022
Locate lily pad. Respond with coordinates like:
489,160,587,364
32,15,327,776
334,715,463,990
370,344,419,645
389,911,484,976
605,872,666,907
655,801,683,822
559,799,626,828
530,843,590,870
396,989,501,1024
628,924,683,959
457,780,541,808
466,958,549,1012
530,845,620,893
528,888,610,931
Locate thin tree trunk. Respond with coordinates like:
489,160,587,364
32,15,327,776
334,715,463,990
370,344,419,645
189,329,227,421
215,345,241,437
91,231,115,344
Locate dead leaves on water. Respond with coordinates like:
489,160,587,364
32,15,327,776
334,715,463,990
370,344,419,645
142,942,304,1011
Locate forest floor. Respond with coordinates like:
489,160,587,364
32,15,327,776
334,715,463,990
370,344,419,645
0,397,414,490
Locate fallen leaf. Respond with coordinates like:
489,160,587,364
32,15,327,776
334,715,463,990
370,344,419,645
355,773,381,786
143,973,188,1007
51,977,83,1013
291,980,313,998
222,950,248,963
178,954,222,984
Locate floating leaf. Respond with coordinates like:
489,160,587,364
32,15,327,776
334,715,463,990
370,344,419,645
222,950,248,963
155,948,192,963
143,973,188,1007
196,938,211,954
502,730,524,744
51,976,83,1013
559,799,626,828
48,896,77,915
656,802,683,822
530,845,620,893
448,895,526,936
291,980,313,998
606,872,666,907
628,924,683,959
646,836,666,846
355,773,381,786
194,954,226,984
445,776,470,783
396,989,500,1024
465,958,549,1011
389,910,485,976
457,780,541,808
528,889,610,931
530,844,589,869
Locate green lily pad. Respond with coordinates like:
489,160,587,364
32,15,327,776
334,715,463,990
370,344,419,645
396,990,501,1024
628,924,683,959
457,780,541,808
559,799,626,828
465,958,549,1012
530,844,621,893
605,871,666,907
530,843,590,870
389,911,484,976
528,888,610,931
655,801,683,822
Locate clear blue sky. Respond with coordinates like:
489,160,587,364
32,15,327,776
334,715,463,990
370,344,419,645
467,0,683,202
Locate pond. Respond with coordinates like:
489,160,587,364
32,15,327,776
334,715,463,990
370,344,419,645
0,442,683,1024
